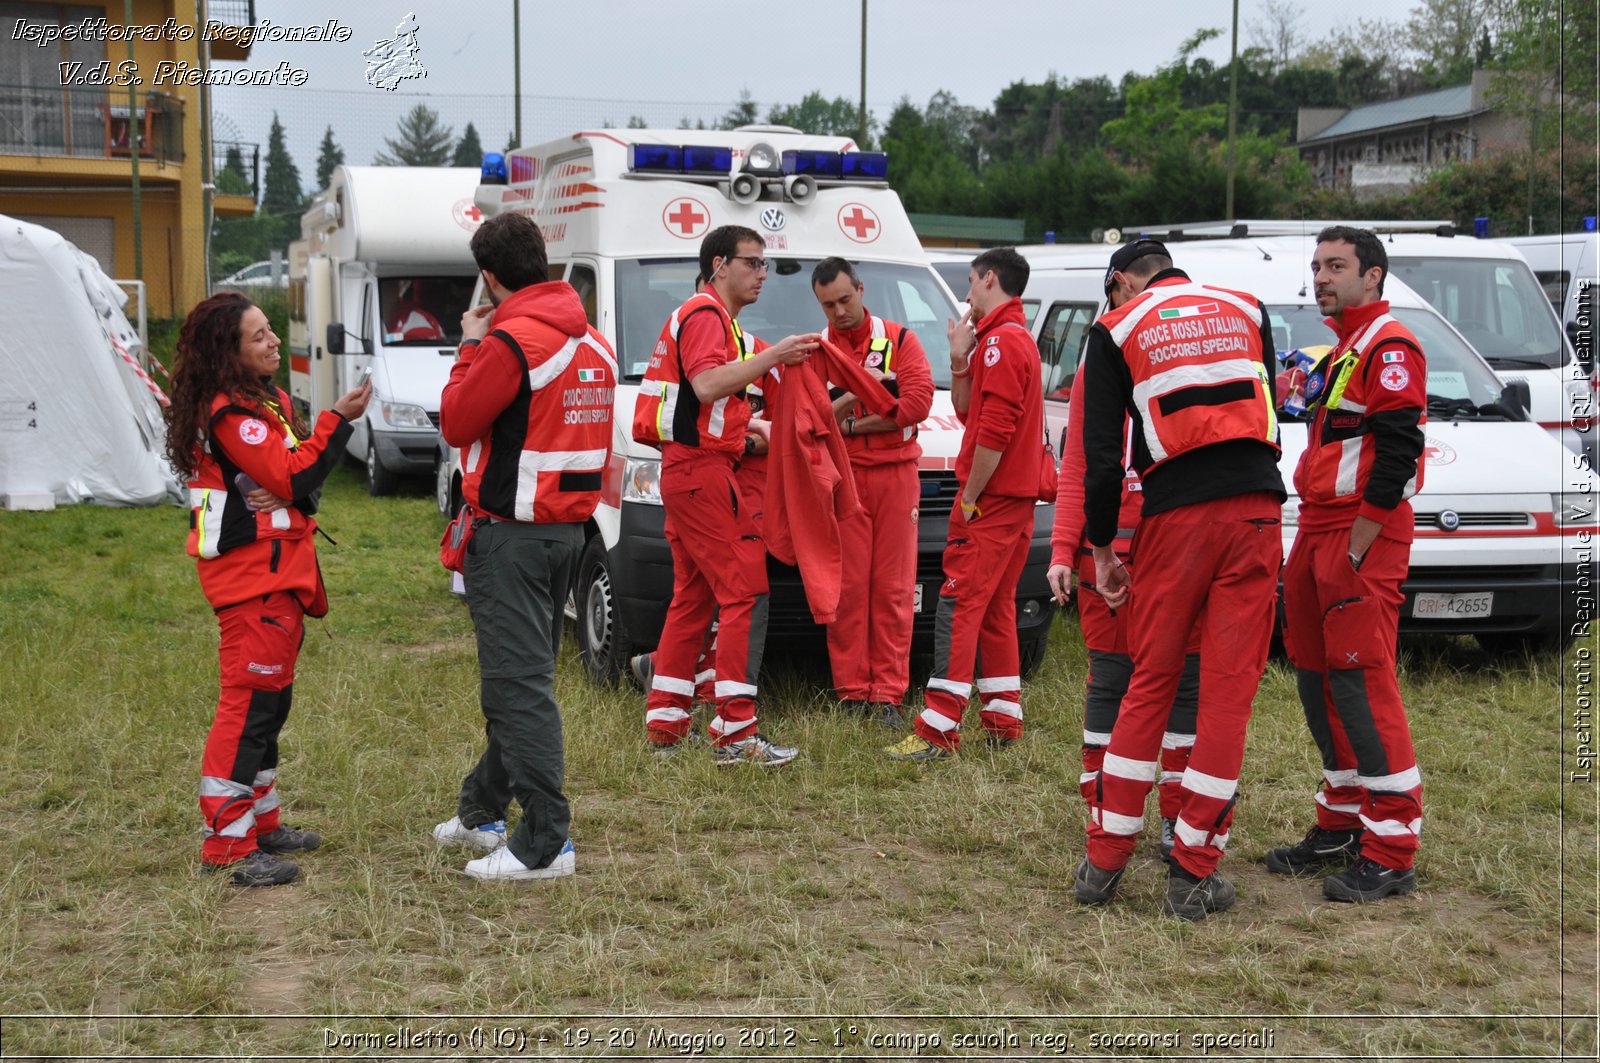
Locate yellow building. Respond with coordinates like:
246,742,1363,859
0,0,256,317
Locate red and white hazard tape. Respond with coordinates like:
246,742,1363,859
111,338,171,407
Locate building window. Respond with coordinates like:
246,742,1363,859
0,2,106,156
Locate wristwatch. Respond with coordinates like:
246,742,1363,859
1347,550,1364,571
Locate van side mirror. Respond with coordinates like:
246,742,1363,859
326,323,344,355
1500,379,1532,419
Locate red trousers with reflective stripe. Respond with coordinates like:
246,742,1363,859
200,592,302,864
647,454,768,746
1282,525,1422,870
1085,493,1281,878
827,460,920,705
914,495,1034,750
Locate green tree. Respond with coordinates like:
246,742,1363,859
452,121,484,166
766,92,873,145
1402,0,1503,85
375,104,455,166
315,125,344,189
625,115,649,129
260,112,304,246
217,144,251,196
719,89,759,130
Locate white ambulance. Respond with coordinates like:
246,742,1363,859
287,165,483,495
458,127,1059,683
1020,239,1594,653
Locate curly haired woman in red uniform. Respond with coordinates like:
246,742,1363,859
164,293,370,886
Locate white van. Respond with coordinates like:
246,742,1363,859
459,128,1059,682
1022,240,1594,652
1499,231,1598,382
288,165,483,495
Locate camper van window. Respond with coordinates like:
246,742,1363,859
1533,269,1570,310
1021,300,1040,330
614,257,960,386
1269,305,1504,412
1389,256,1566,370
379,276,476,345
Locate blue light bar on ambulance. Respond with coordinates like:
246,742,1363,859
781,150,887,181
628,144,733,175
841,152,888,180
480,152,507,185
781,150,842,179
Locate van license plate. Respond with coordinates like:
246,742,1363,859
1412,591,1493,618
914,584,925,613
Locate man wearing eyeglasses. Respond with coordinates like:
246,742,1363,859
632,225,819,765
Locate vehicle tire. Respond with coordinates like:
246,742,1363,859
434,453,461,519
575,535,632,685
1018,615,1052,680
366,433,398,497
1476,630,1574,657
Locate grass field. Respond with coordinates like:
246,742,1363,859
0,468,1594,1060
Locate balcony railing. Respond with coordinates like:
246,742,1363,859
214,140,260,200
0,84,184,164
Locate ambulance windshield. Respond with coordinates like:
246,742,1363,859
615,258,960,385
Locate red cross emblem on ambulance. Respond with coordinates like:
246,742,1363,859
664,198,710,239
838,203,881,244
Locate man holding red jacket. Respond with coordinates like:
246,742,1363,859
811,257,935,730
886,247,1042,760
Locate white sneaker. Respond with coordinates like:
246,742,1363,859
464,839,575,881
432,815,507,852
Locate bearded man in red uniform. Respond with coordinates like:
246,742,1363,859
811,257,935,730
1267,226,1427,903
885,247,1042,760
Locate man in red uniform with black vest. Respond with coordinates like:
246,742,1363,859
885,247,1042,760
1266,225,1427,903
434,212,616,881
633,224,818,765
1074,240,1286,920
811,256,935,730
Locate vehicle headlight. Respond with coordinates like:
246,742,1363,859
623,456,662,505
1553,491,1595,527
379,401,434,430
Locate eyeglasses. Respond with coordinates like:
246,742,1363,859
730,255,769,273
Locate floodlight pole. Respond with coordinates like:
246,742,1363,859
1225,0,1240,219
858,0,868,145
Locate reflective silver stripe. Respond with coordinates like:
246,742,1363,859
1180,767,1238,800
708,714,758,738
527,335,618,392
1082,729,1114,745
269,507,290,530
1359,765,1423,791
1175,815,1229,850
465,441,482,473
1103,752,1158,782
1107,283,1263,347
1315,792,1362,814
252,768,277,786
202,809,256,839
714,680,757,699
1358,814,1423,837
192,487,224,559
917,706,959,732
200,775,250,798
1334,436,1362,497
982,698,1022,719
646,706,691,724
976,675,1020,692
926,676,971,700
1323,768,1359,788
707,394,730,438
651,674,695,696
1131,357,1264,462
513,448,608,522
253,790,281,814
1161,731,1195,749
1101,809,1144,835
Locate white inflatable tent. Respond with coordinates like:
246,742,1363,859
0,214,177,508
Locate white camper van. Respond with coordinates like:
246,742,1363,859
1499,230,1598,383
1022,240,1594,652
288,166,483,495
457,127,1058,683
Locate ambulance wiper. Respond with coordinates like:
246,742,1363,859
1427,394,1516,421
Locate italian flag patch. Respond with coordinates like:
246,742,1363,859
1158,302,1218,320
1382,350,1405,363
577,368,605,382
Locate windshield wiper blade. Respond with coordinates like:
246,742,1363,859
1487,356,1554,369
